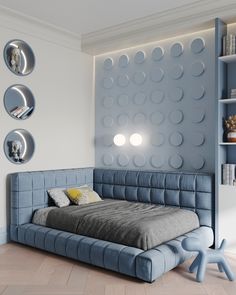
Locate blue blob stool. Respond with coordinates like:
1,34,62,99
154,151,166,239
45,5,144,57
182,238,235,282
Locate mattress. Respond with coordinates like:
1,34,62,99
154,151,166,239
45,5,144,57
32,199,200,250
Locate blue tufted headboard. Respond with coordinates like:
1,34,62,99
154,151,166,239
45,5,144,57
10,168,93,240
93,169,214,229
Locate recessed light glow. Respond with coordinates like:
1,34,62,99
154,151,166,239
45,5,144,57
113,134,126,146
130,133,142,146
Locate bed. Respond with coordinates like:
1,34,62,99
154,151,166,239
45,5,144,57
10,168,214,282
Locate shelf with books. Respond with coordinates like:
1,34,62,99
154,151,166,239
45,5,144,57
4,84,35,120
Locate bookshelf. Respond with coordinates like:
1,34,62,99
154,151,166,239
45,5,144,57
215,18,236,252
4,84,35,120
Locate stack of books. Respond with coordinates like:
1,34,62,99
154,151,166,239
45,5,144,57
223,34,236,56
222,164,236,185
10,105,34,119
230,89,236,98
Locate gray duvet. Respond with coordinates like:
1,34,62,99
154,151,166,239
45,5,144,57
42,199,199,250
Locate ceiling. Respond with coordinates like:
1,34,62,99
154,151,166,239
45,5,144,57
0,0,200,37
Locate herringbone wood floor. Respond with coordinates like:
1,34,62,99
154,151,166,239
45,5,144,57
0,243,236,295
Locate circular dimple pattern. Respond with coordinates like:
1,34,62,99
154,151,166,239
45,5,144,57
133,71,146,85
171,42,183,57
191,61,205,76
119,55,129,67
133,92,146,105
191,108,205,123
103,96,113,108
191,38,205,54
152,47,164,61
134,51,146,64
150,68,164,82
151,132,165,146
117,74,129,87
150,90,165,104
169,154,183,169
169,110,184,124
150,111,165,125
150,155,165,168
190,155,205,170
192,85,205,100
117,114,129,126
103,154,114,166
117,154,129,167
103,58,113,70
169,132,183,146
103,116,114,127
168,87,184,102
117,94,129,106
103,77,114,89
103,135,114,146
191,132,205,146
133,113,147,124
133,154,146,167
170,64,184,79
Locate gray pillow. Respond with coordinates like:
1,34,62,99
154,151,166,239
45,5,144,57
47,188,70,207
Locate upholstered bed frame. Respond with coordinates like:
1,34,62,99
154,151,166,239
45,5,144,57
10,168,214,282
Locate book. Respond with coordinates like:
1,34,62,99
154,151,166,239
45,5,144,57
10,106,19,114
222,164,229,185
223,34,236,56
229,164,235,186
17,106,30,118
222,164,236,185
12,106,25,117
20,106,34,119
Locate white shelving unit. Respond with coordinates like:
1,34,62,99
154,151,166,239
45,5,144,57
216,18,236,253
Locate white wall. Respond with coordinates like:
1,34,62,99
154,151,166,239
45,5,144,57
0,21,94,243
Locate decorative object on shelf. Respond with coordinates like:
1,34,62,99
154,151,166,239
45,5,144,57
4,129,35,164
223,34,236,56
4,84,35,120
182,238,235,283
4,39,35,76
9,140,23,163
224,115,236,142
230,88,236,98
222,163,236,185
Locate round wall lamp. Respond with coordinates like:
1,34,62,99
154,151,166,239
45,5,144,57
130,133,143,146
113,134,126,146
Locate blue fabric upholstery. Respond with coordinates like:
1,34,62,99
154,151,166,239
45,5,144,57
10,168,214,282
16,223,213,282
10,168,93,241
94,169,214,228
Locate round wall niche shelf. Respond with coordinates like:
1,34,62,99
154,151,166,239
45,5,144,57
4,39,35,76
4,129,35,164
4,85,35,120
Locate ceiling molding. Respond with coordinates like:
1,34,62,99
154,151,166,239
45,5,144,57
82,0,236,55
0,5,81,51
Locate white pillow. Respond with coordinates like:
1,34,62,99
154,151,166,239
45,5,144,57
47,188,70,207
66,185,102,205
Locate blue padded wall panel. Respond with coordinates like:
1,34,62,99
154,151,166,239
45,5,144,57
94,169,214,228
95,30,215,173
10,168,93,229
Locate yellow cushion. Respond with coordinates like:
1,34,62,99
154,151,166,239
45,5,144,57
66,185,102,205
